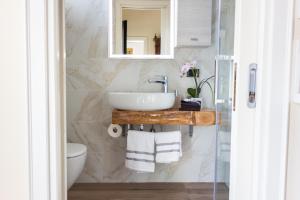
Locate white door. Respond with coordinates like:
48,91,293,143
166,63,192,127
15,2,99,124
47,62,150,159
229,0,259,199
228,0,293,200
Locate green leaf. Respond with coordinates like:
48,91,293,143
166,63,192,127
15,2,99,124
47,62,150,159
187,88,196,98
187,88,200,98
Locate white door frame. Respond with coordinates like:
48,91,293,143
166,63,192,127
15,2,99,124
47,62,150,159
26,0,293,200
252,0,294,199
26,0,66,200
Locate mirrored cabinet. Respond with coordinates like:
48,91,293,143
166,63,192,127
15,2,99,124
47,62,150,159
109,0,212,59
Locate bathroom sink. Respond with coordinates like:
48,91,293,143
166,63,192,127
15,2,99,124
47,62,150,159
108,92,176,111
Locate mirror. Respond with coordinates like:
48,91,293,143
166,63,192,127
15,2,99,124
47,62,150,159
109,0,175,59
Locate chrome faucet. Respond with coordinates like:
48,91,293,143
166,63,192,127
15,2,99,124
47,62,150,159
148,75,168,93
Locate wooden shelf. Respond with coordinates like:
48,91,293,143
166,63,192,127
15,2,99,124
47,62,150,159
112,109,216,126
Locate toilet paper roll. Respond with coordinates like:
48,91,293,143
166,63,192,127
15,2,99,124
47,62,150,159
108,124,123,138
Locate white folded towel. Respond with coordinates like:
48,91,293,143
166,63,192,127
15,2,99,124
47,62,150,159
125,130,155,173
155,131,182,163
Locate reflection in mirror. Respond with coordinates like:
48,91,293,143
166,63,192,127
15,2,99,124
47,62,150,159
123,9,161,55
110,0,174,58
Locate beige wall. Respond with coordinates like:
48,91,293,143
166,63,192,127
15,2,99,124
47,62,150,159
123,9,161,54
0,1,30,200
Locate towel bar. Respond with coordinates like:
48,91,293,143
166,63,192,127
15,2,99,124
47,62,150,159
120,124,194,137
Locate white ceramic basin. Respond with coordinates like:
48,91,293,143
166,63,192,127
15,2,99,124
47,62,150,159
109,92,176,111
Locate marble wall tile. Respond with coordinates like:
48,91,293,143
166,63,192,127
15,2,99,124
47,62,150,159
66,0,219,183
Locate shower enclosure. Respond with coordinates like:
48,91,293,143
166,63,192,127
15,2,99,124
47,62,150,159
214,0,235,199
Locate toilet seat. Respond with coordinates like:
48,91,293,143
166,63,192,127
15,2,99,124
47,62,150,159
67,143,87,158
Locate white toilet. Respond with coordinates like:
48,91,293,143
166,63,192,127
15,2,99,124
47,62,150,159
67,143,87,190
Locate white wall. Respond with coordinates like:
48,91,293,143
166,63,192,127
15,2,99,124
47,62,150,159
0,1,30,200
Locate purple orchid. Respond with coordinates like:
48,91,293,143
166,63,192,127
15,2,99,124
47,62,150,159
180,61,197,77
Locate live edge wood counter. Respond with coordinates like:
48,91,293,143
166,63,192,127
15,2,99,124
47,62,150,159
112,109,216,126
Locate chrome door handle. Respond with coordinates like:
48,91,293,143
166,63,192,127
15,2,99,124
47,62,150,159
248,63,257,108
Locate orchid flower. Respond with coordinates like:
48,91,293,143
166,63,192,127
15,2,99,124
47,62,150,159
180,61,197,77
180,60,215,99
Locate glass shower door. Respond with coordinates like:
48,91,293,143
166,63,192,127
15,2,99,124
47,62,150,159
214,0,235,199
214,56,234,200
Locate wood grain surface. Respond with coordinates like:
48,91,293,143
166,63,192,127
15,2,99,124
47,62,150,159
112,109,216,126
